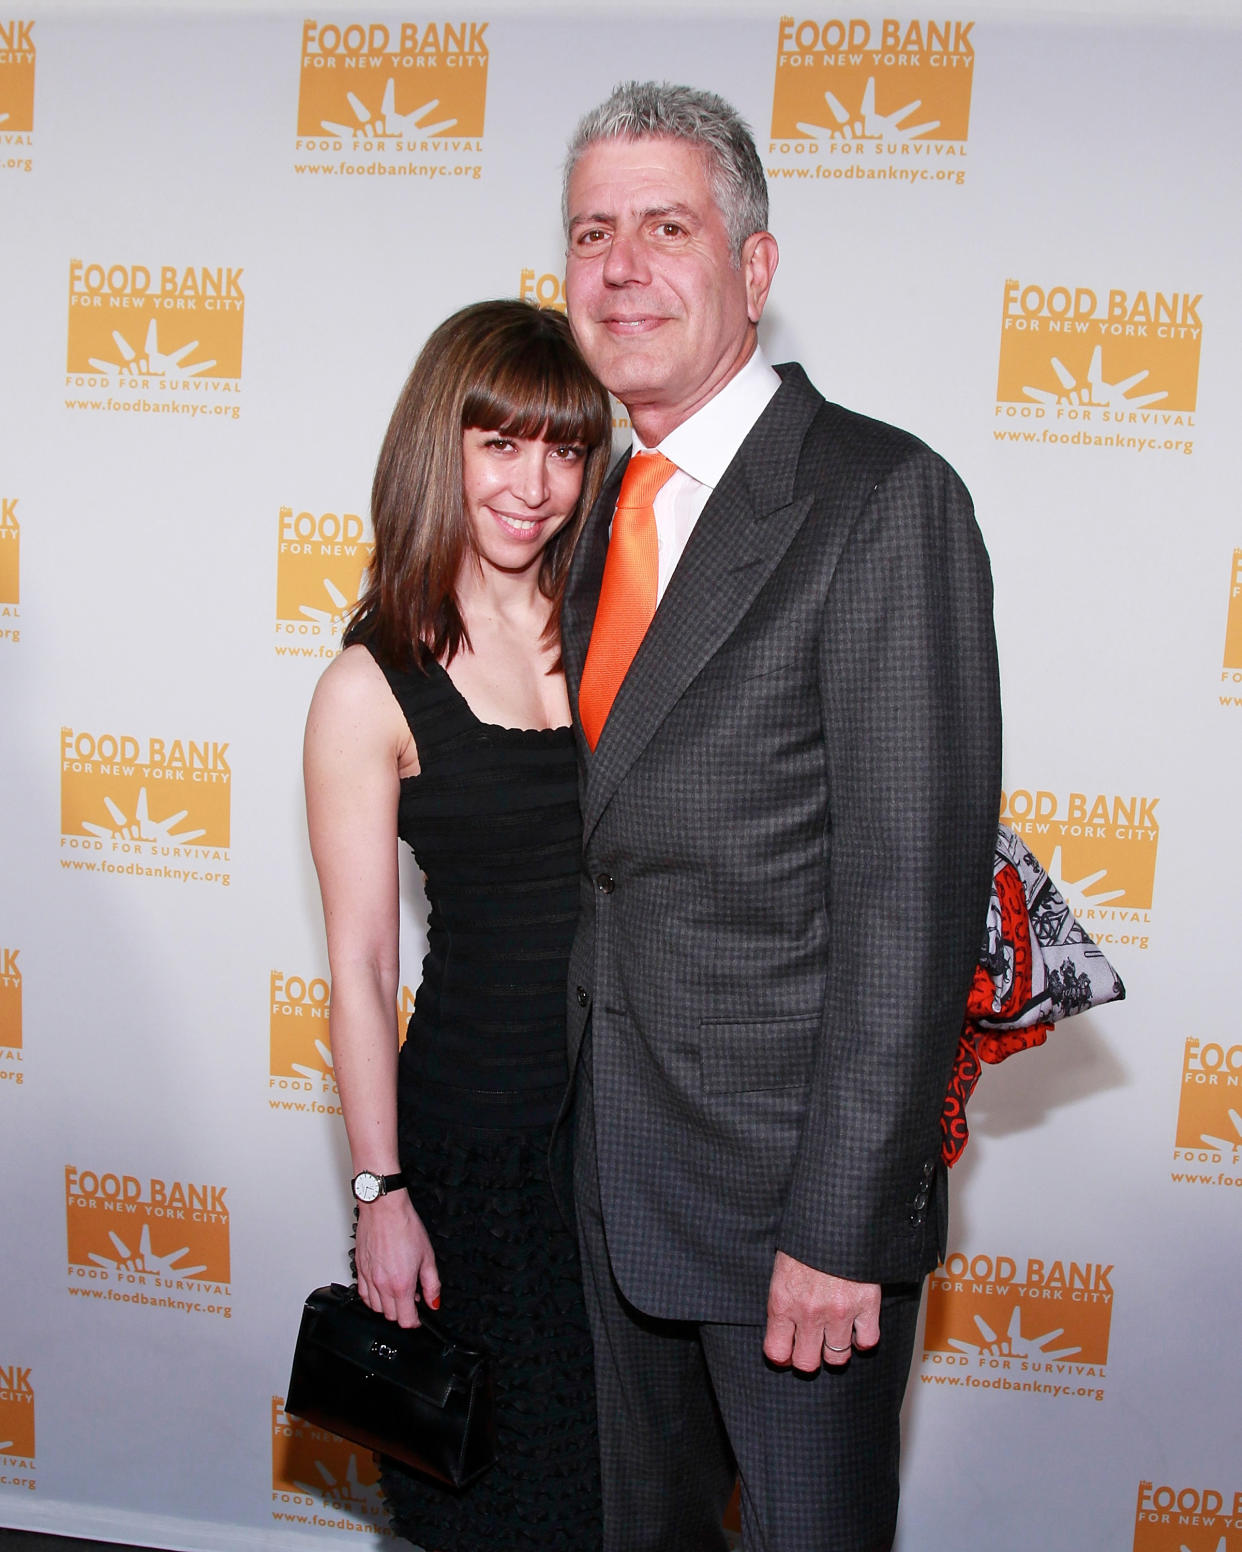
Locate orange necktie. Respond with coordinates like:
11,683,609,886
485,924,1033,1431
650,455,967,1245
579,452,678,750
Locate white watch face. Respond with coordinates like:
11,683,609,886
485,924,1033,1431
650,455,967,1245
353,1171,381,1203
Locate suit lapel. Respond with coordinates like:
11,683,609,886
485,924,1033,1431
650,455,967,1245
579,366,823,843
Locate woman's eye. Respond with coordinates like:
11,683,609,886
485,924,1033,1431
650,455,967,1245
555,445,585,462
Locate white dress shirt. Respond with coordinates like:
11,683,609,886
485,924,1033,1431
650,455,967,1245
630,348,781,602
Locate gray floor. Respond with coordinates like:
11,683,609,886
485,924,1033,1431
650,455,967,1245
0,1514,736,1552
0,1532,153,1552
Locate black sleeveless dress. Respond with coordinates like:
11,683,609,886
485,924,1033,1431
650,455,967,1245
371,650,600,1551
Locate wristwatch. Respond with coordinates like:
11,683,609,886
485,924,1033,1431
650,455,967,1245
350,1169,407,1204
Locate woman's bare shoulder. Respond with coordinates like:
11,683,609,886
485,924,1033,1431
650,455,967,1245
307,644,406,746
307,643,422,780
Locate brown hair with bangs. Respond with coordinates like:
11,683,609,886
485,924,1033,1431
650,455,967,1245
344,299,613,670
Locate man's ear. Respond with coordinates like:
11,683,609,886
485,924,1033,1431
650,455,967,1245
742,232,779,325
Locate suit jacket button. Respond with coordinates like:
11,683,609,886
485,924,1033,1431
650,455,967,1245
913,1190,929,1210
921,1161,935,1181
596,873,615,894
576,985,589,1007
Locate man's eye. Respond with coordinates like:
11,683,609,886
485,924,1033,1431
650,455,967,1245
575,228,608,247
656,223,685,238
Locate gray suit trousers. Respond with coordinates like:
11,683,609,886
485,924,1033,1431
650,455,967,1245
573,1032,924,1552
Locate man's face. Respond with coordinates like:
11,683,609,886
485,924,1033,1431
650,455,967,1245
564,136,774,441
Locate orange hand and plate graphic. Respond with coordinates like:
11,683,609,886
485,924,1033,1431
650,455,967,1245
924,1251,1114,1385
0,498,18,605
997,280,1202,416
771,16,974,146
65,1167,230,1286
1223,550,1242,671
1000,788,1159,948
0,20,36,135
270,970,334,1082
66,261,244,381
272,1398,387,1528
60,727,231,851
397,982,416,1044
1173,1038,1242,1171
0,1365,34,1461
296,18,488,142
275,507,371,652
0,948,20,1052
267,971,405,1115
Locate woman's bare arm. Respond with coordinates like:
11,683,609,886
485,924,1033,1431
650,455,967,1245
303,645,440,1327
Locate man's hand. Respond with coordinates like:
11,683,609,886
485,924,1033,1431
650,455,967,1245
763,1250,881,1371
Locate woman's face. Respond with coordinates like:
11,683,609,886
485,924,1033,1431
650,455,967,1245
461,427,588,576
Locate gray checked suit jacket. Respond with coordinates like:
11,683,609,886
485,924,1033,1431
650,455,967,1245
563,363,1002,1323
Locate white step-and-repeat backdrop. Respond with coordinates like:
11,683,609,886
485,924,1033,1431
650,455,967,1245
2,2,1240,1549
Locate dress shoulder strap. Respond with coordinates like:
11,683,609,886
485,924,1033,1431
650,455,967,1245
365,646,472,767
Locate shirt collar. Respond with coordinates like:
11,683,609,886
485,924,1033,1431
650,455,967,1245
632,347,781,490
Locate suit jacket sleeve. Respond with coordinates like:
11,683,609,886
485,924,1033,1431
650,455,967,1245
778,444,1001,1285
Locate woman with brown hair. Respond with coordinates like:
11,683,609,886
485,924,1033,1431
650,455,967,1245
303,300,611,1549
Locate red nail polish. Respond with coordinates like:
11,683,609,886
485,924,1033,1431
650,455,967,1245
431,1294,441,1310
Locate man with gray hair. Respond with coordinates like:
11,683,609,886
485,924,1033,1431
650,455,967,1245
559,81,1000,1550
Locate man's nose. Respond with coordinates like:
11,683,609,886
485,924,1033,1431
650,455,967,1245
602,229,650,286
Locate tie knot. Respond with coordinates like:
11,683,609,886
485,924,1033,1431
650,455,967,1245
617,451,678,510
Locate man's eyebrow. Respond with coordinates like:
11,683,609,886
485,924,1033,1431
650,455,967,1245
640,203,698,224
569,202,701,230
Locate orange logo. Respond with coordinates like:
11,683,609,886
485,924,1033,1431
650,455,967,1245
295,18,487,181
0,945,19,1036
0,498,18,634
519,268,566,314
269,970,342,1117
769,16,972,186
269,974,407,1116
993,280,1200,456
1171,1038,1242,1186
1000,786,1158,950
0,19,35,166
0,1363,35,1490
1222,550,1242,697
0,947,20,1088
59,725,231,887
922,1250,1112,1401
275,505,372,663
65,1166,231,1317
65,260,244,420
398,981,416,1043
1133,1481,1242,1551
272,1397,389,1533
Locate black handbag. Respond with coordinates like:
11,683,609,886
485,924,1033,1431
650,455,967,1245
286,1282,496,1488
